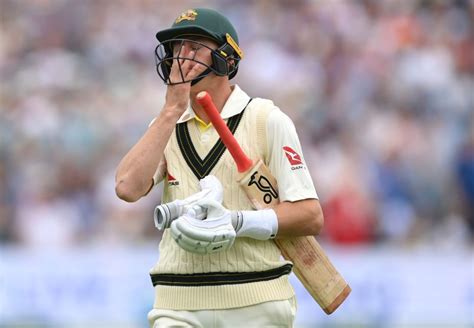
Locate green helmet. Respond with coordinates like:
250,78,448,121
155,8,243,85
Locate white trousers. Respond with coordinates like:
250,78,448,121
148,296,297,328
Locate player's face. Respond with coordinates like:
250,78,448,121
171,37,218,68
154,36,222,85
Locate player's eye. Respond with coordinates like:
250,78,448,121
190,44,201,52
171,41,183,54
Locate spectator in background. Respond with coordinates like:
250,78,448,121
456,126,474,244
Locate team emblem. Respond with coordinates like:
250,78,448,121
175,9,198,23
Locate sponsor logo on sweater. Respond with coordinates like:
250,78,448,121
283,146,304,170
167,173,179,186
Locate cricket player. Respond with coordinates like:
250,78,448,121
115,8,324,328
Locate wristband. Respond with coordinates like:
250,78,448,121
231,209,278,240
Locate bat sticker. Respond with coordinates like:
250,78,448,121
248,171,279,204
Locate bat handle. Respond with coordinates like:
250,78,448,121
196,91,253,173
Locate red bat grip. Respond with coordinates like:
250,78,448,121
196,91,253,173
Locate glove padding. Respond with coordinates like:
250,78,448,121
170,199,235,255
199,175,223,203
154,175,223,229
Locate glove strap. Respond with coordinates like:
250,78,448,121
231,209,278,240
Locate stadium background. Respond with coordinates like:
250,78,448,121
1,0,473,327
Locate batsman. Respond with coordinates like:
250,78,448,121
116,8,324,327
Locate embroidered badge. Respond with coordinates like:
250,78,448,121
175,9,198,24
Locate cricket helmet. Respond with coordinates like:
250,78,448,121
155,8,244,85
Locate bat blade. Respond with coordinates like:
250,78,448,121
277,238,352,314
237,159,280,209
196,91,351,314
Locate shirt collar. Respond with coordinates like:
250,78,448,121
177,85,251,123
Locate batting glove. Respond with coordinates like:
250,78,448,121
154,175,223,230
170,199,236,254
192,197,278,241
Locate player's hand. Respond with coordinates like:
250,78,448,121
154,175,223,230
154,189,210,230
164,47,207,114
170,199,235,254
199,174,223,203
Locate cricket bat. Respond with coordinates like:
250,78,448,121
196,91,351,314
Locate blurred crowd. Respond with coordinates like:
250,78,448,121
1,0,473,250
